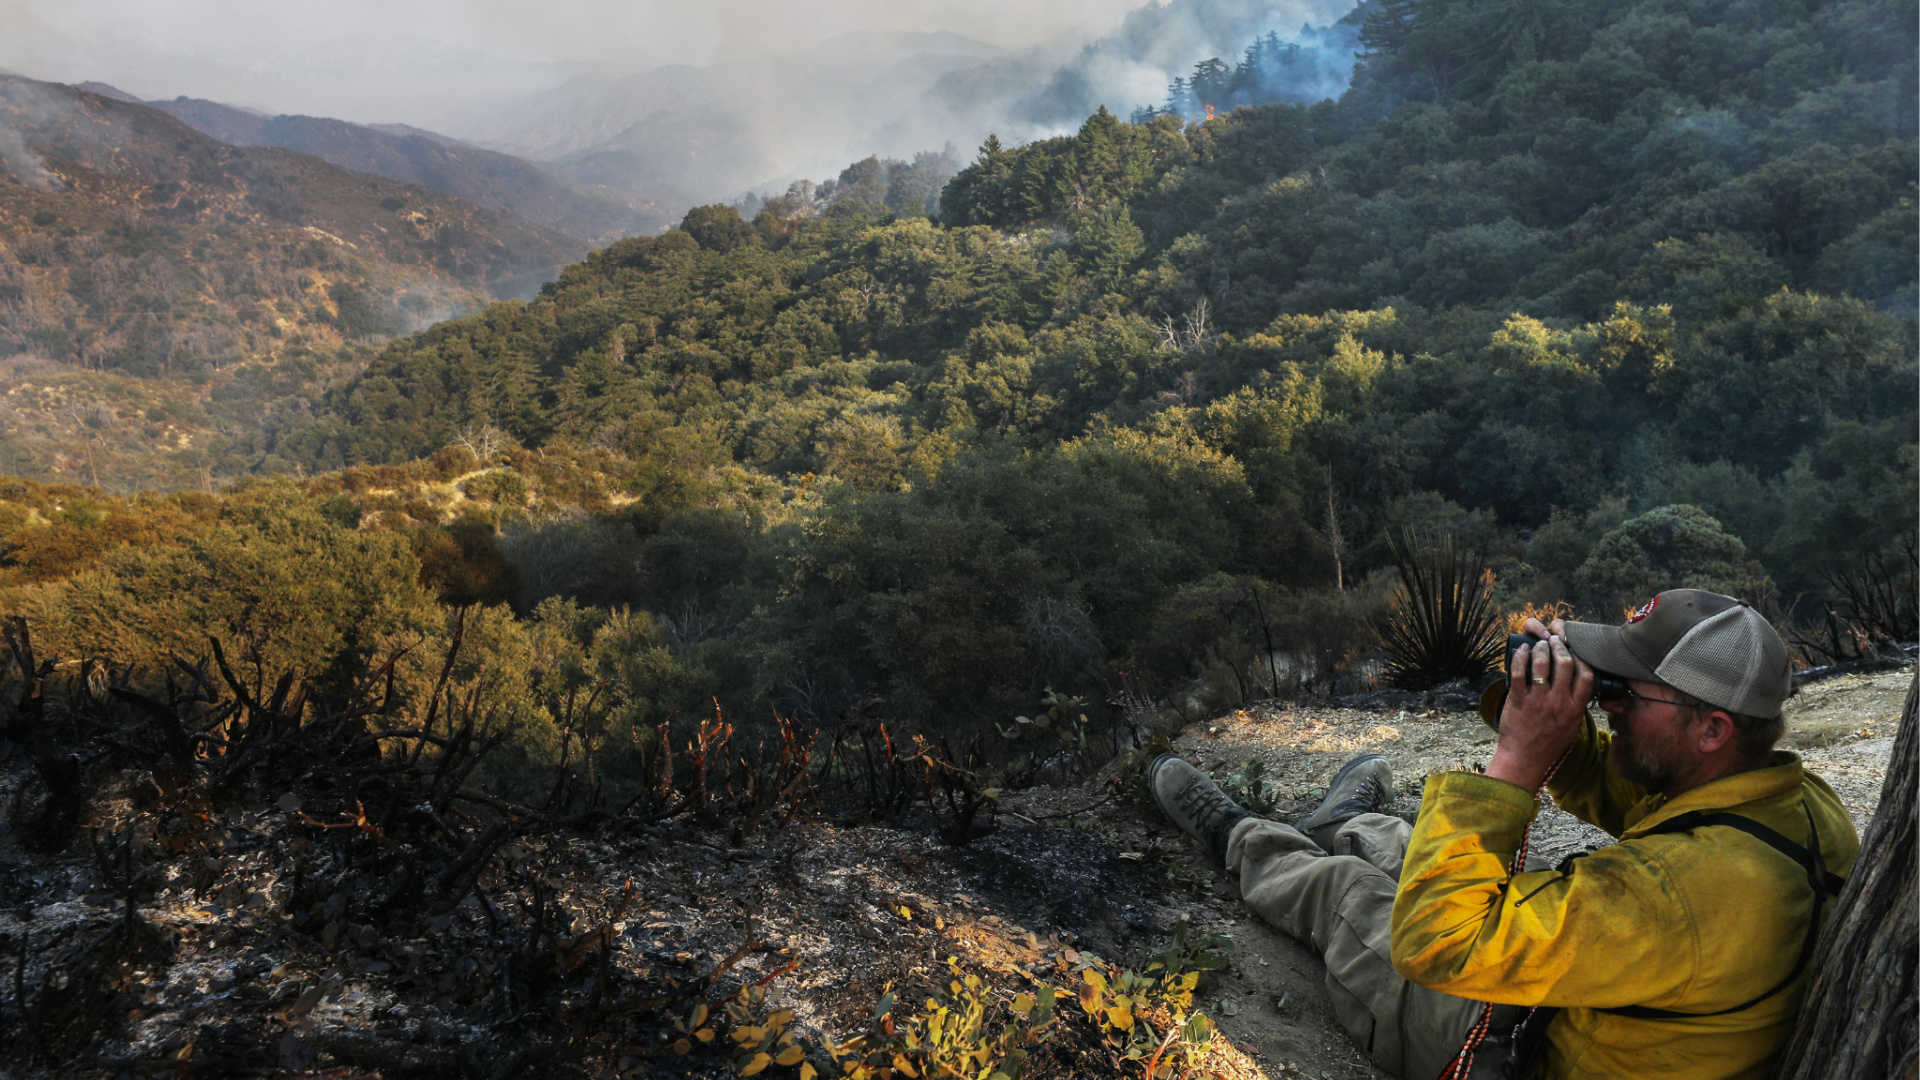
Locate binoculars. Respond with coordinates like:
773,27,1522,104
1478,634,1631,728
1505,634,1630,702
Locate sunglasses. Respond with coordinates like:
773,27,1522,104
1592,677,1690,710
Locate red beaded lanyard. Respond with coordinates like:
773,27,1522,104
1434,744,1574,1080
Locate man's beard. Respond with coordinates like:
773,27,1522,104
1607,713,1696,793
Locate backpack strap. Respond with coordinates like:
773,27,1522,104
1600,802,1846,1020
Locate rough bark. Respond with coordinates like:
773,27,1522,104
1773,672,1918,1080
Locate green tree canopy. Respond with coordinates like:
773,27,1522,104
1574,503,1769,613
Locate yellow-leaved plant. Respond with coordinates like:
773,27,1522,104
827,959,1058,1080
1075,955,1218,1079
674,983,810,1077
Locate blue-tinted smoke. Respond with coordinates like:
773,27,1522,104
998,0,1361,133
1139,21,1359,123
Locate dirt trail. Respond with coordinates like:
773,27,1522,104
999,665,1911,1080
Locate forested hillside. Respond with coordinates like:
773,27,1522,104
8,0,1917,741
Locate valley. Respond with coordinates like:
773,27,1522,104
0,0,1914,1076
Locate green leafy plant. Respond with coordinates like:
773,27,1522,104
996,688,1090,751
1140,917,1234,994
1218,758,1280,816
1073,954,1217,1078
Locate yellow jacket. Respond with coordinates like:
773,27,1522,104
1391,714,1858,1079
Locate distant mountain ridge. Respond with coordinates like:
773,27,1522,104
363,123,475,149
126,92,666,243
471,31,1006,163
460,30,1010,209
0,73,599,486
71,81,147,104
0,75,582,288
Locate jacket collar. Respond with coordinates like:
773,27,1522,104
1620,751,1805,835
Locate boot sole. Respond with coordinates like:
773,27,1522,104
1145,753,1187,814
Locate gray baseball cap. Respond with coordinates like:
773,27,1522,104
1563,589,1793,718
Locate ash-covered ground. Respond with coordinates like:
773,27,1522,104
0,663,1905,1080
0,800,1208,1078
0,674,1274,1080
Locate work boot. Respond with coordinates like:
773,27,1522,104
1148,754,1254,866
1295,753,1393,853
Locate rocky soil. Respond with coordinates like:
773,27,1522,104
1777,666,1910,827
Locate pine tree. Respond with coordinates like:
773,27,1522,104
1076,205,1145,292
1189,58,1233,110
941,136,1013,225
977,134,1008,172
1067,107,1127,211
1163,76,1197,119
1360,0,1423,56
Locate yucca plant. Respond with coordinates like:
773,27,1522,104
1377,529,1504,688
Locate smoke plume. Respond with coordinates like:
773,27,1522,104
3,0,1366,225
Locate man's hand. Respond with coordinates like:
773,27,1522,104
1486,616,1592,792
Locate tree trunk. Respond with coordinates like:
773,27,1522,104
1773,672,1918,1080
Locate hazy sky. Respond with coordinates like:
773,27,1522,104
0,0,1147,122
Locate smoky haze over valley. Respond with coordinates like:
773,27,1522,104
3,0,1363,225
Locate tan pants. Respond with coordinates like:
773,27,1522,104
1225,814,1516,1079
